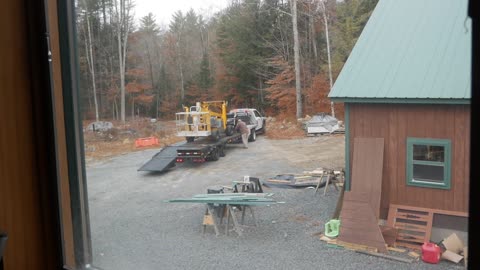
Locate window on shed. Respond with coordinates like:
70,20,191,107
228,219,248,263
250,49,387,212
406,138,451,189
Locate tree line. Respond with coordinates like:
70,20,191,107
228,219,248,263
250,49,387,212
76,0,378,123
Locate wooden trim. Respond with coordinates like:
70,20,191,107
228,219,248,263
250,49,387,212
0,0,64,268
344,104,351,190
406,138,452,189
57,0,95,266
47,0,76,267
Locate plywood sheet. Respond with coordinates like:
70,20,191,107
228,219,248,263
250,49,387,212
350,137,384,218
337,138,387,253
338,195,388,253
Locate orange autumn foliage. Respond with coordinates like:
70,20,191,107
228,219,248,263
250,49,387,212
265,56,344,121
265,57,297,118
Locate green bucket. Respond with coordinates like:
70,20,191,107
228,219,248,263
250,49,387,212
324,219,340,238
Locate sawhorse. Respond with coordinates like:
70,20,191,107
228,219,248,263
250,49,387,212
202,204,256,236
314,169,344,195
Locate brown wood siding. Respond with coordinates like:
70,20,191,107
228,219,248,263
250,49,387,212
0,0,61,269
348,103,470,219
48,0,76,267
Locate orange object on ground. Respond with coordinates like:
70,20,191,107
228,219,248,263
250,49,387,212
135,137,159,147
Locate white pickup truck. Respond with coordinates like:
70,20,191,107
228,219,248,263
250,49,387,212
229,108,266,141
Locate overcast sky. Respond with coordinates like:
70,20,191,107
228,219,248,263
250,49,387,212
134,0,230,27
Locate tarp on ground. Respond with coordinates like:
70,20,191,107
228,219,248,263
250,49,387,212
305,113,340,134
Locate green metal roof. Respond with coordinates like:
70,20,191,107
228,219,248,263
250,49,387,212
328,0,471,103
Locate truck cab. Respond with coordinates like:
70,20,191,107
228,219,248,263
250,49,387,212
228,110,261,141
229,108,266,134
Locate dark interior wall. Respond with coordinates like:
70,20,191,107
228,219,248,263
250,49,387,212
348,103,470,218
0,0,62,269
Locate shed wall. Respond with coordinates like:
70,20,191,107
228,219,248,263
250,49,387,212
348,103,470,219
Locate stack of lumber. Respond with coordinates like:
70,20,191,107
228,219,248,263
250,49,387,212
164,193,284,205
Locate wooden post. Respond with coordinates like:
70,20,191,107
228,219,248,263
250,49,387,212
332,185,345,220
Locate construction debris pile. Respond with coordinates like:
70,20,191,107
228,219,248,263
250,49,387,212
303,113,345,135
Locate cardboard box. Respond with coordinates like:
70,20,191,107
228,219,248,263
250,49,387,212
441,250,463,263
441,233,464,254
440,233,468,264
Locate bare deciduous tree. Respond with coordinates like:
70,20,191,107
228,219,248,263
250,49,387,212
80,0,99,121
291,0,302,119
318,0,335,118
112,0,134,123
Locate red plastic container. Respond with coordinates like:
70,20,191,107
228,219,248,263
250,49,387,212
421,242,441,264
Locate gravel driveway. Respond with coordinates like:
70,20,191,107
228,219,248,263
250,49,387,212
86,135,462,270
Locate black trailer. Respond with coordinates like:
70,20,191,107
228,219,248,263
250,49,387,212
138,132,243,172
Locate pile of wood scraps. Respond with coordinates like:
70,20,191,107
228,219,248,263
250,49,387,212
318,233,414,263
264,168,344,191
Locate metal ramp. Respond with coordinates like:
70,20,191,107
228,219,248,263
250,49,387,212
138,146,180,172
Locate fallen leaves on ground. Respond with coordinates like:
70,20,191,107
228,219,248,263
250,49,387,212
83,116,308,163
265,118,306,139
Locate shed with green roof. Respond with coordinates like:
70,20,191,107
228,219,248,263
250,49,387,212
329,0,471,220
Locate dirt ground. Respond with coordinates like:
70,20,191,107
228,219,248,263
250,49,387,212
83,117,307,163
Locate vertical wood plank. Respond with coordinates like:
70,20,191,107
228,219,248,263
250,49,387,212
396,105,408,207
454,106,468,211
388,106,398,208
464,107,471,212
0,0,41,268
47,0,76,267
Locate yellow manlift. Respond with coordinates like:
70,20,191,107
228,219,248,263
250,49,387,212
175,101,234,142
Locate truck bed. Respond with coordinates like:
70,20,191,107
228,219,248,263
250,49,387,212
138,132,243,172
177,132,242,150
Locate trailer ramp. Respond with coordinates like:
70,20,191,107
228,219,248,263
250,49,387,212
138,146,180,172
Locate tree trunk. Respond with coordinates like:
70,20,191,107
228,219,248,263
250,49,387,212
114,98,119,120
291,0,302,119
320,0,335,118
310,13,318,67
118,30,125,123
259,75,264,104
175,42,185,102
131,98,134,120
82,0,99,122
178,57,185,102
114,0,132,124
145,42,156,118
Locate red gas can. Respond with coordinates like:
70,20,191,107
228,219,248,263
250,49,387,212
422,242,441,264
